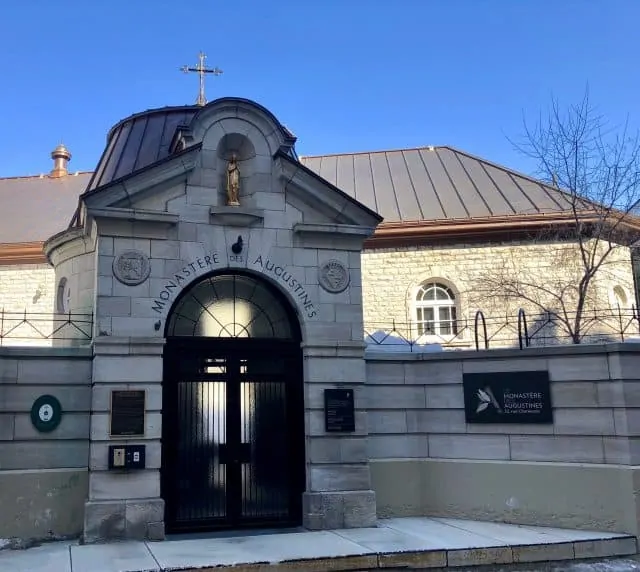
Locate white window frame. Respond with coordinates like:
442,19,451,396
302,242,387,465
414,281,459,339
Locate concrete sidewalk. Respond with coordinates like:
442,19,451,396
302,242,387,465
1,517,637,571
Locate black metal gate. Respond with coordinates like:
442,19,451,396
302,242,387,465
162,338,305,533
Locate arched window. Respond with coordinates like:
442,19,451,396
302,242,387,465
415,281,458,337
612,285,629,309
166,273,297,339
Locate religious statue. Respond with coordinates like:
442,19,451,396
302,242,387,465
226,154,240,206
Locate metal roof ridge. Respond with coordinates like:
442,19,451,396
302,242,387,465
299,145,442,160
301,144,565,195
0,171,94,181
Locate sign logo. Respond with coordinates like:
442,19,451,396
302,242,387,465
475,387,502,414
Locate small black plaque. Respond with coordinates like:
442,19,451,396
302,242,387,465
463,371,553,424
110,390,146,437
325,388,355,432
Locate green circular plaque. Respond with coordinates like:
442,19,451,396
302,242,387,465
30,395,62,433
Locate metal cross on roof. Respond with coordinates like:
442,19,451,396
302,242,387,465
180,51,223,106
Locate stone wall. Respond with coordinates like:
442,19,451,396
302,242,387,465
365,343,640,536
0,264,56,347
0,257,94,348
0,264,55,314
362,240,636,348
0,347,92,542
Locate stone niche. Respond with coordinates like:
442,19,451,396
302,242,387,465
215,132,256,202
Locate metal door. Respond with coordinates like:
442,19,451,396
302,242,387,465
162,339,304,533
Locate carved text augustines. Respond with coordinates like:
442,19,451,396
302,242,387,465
252,255,317,318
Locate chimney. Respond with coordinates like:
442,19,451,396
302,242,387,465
50,143,71,178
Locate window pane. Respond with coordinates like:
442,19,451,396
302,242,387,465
440,321,452,335
424,307,434,321
417,286,431,302
435,286,450,300
438,307,452,321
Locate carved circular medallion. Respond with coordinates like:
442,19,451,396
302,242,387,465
318,259,350,294
113,250,151,286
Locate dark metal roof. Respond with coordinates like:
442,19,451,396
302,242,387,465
300,146,573,223
86,97,299,194
86,106,199,192
0,173,92,243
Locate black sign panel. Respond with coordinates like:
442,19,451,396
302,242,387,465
463,371,553,424
110,390,146,437
325,389,355,432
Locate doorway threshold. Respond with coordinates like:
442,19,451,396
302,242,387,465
165,525,306,542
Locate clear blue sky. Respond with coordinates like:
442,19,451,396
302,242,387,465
0,0,638,178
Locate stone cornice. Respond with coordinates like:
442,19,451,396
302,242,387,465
0,242,47,265
292,223,376,250
43,228,94,266
86,207,179,225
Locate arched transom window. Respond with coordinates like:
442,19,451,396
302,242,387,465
415,282,458,337
167,273,296,339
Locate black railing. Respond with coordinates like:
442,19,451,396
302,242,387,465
365,307,640,352
0,310,93,346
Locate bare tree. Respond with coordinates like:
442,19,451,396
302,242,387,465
480,89,640,343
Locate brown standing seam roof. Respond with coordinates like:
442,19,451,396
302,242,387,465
0,173,92,243
0,144,578,246
300,146,573,223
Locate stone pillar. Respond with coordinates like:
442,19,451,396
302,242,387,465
83,337,165,543
302,341,377,530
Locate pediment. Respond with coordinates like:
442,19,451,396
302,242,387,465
80,145,200,211
276,152,382,228
77,97,382,239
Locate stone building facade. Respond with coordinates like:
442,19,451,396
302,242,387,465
362,239,636,348
0,146,90,345
40,98,383,540
2,143,639,349
2,97,640,551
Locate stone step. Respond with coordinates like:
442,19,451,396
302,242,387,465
0,517,636,571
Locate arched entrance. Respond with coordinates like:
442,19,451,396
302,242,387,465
161,271,305,533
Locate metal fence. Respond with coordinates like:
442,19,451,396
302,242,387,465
1,307,638,351
0,310,93,347
364,307,640,352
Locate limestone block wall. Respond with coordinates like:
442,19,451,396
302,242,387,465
362,240,636,348
365,344,640,536
0,347,92,542
0,264,55,313
0,264,56,347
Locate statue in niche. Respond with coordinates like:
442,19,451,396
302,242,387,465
226,153,241,206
